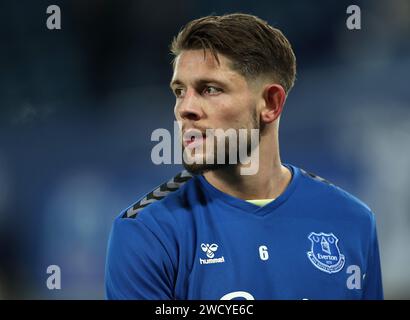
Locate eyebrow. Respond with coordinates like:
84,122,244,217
169,78,228,89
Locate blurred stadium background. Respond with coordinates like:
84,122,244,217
0,0,409,299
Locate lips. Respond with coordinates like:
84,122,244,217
183,129,206,148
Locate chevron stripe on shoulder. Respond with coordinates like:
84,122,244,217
122,170,193,219
300,168,332,185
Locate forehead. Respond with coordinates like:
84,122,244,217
171,49,244,84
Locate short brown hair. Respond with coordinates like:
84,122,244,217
170,13,297,93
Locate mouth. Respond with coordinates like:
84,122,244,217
183,130,206,148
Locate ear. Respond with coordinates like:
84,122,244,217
261,84,286,123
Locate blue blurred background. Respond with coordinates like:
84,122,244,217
0,0,409,299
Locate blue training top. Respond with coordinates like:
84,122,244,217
105,164,383,300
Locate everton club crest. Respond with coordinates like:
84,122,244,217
307,232,345,274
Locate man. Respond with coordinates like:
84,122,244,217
105,13,383,300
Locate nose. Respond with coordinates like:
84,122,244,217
175,89,204,122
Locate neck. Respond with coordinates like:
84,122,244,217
203,133,291,200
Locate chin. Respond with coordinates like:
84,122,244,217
182,162,228,175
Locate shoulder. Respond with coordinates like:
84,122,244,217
113,170,200,232
122,170,195,218
108,170,199,259
296,166,374,223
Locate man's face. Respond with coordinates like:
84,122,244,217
171,49,260,174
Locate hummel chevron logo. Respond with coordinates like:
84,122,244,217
124,170,193,218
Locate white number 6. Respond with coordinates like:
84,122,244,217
259,245,269,261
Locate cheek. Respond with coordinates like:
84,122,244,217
221,106,254,129
173,101,180,118
213,98,250,122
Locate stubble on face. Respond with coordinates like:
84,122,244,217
182,107,260,175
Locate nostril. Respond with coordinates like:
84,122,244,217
182,111,201,121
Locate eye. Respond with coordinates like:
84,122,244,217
174,87,185,98
203,86,222,95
